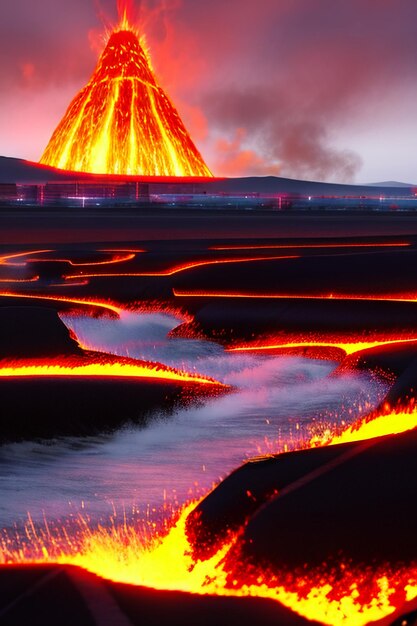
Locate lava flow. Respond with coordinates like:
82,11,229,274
0,291,124,317
2,491,417,625
310,403,417,447
210,242,411,251
40,13,212,177
0,355,225,387
173,289,417,304
64,254,299,280
227,336,417,356
2,404,417,625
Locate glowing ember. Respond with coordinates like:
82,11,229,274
40,18,212,177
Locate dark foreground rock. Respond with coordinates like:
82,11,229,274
0,564,321,626
188,427,417,571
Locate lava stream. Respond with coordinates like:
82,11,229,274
210,242,411,251
64,255,299,280
227,337,417,356
0,356,224,387
2,406,417,625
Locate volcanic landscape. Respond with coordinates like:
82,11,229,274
1,207,417,626
1,4,417,626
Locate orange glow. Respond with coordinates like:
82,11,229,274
173,290,417,304
2,498,417,625
210,242,411,251
48,280,90,288
2,403,417,623
64,255,299,280
40,23,212,177
0,291,124,317
0,250,52,266
0,356,225,387
0,276,39,284
28,252,137,267
227,337,417,356
311,404,417,447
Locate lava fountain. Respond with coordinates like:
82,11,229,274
40,11,212,177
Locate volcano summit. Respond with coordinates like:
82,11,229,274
40,26,212,177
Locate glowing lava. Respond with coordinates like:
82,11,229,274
311,404,417,447
0,356,224,387
2,497,417,626
0,291,124,317
227,336,417,356
40,18,212,177
64,255,299,280
173,289,417,304
2,404,417,625
210,242,411,251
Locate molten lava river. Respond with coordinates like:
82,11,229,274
1,309,416,625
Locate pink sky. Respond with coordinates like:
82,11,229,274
0,0,416,183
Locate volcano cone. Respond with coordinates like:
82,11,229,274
40,29,212,177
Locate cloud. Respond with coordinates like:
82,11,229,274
201,88,362,182
214,129,280,178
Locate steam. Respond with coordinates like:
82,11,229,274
206,89,362,183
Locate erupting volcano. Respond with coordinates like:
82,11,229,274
40,19,212,177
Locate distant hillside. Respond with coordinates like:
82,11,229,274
0,155,415,198
206,176,415,198
367,181,416,188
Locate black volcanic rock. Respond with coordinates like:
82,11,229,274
0,375,217,443
186,444,351,559
380,359,417,408
0,306,82,358
212,428,417,573
177,299,417,343
0,565,322,626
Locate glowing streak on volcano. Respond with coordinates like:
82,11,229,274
39,16,212,177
